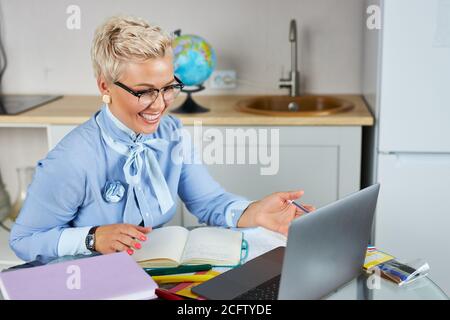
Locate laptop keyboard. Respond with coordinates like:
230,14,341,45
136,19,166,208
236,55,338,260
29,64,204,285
234,275,281,300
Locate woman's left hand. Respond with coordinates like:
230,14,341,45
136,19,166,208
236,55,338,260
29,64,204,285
237,190,315,236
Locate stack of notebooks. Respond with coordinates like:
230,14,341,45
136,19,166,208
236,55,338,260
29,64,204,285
0,252,157,300
363,247,430,286
166,270,221,300
363,247,395,271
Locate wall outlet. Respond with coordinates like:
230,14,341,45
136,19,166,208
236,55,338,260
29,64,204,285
209,70,237,89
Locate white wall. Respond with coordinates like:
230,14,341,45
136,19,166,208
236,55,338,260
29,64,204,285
0,0,364,95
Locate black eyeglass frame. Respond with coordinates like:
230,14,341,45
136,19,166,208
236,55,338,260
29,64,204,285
114,75,184,103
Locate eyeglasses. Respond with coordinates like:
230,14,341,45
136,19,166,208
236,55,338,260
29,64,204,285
114,76,184,108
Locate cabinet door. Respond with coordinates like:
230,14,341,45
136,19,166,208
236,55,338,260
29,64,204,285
182,126,361,227
375,153,450,296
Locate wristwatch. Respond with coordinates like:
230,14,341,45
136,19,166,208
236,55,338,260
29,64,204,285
85,226,99,252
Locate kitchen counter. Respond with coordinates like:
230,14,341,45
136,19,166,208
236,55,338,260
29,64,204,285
0,94,373,126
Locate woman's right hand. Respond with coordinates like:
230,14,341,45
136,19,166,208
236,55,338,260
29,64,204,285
94,224,152,255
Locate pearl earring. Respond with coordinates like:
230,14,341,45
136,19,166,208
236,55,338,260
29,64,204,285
102,94,111,104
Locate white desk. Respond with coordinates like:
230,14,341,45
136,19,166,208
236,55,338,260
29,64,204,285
241,228,448,300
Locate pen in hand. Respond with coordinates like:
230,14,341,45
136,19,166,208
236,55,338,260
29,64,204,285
290,200,311,214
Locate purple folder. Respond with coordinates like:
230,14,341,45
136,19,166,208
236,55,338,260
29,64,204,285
0,252,158,300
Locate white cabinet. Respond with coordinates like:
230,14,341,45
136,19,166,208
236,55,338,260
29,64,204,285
41,125,364,228
182,126,362,227
0,127,49,206
0,124,363,246
47,125,76,150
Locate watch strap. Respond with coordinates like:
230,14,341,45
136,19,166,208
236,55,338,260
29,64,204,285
85,226,99,252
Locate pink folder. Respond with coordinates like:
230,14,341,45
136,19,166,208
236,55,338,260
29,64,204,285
0,252,157,300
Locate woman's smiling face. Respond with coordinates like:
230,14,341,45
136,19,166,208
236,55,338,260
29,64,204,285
100,48,176,135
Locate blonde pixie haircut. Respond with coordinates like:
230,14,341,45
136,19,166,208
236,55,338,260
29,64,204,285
91,16,173,83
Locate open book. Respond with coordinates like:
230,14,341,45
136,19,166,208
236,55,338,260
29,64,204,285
133,226,244,268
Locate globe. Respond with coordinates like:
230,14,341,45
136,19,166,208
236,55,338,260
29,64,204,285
172,34,217,86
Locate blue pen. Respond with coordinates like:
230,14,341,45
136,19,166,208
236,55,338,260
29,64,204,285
290,200,311,214
379,264,408,281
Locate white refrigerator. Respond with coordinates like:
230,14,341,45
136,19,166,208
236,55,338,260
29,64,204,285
363,0,450,295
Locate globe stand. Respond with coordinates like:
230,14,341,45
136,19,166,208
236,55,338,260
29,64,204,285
171,85,209,114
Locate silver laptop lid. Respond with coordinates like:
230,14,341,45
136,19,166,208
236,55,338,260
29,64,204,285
278,184,380,299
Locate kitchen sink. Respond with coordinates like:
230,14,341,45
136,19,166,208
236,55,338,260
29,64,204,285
236,95,354,117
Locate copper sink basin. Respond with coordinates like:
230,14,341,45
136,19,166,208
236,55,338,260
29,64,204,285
236,95,354,116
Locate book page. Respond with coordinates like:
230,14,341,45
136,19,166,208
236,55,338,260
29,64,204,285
181,227,243,266
133,226,189,265
241,227,287,262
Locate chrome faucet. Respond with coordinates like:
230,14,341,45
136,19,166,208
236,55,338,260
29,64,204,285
279,19,300,97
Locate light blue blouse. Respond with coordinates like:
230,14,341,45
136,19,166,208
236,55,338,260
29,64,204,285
10,105,250,262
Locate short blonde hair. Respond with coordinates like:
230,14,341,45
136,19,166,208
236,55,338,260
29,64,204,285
91,16,173,83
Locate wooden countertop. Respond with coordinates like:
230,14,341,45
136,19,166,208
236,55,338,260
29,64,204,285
0,94,373,126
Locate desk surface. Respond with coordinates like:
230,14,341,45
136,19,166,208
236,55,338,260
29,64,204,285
327,274,448,300
0,94,374,126
243,227,449,300
1,227,448,300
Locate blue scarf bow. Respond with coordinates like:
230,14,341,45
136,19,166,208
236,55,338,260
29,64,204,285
95,109,174,226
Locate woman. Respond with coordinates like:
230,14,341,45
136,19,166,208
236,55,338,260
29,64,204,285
10,16,314,263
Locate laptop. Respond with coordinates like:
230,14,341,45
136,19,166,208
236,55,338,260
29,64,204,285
192,184,380,300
